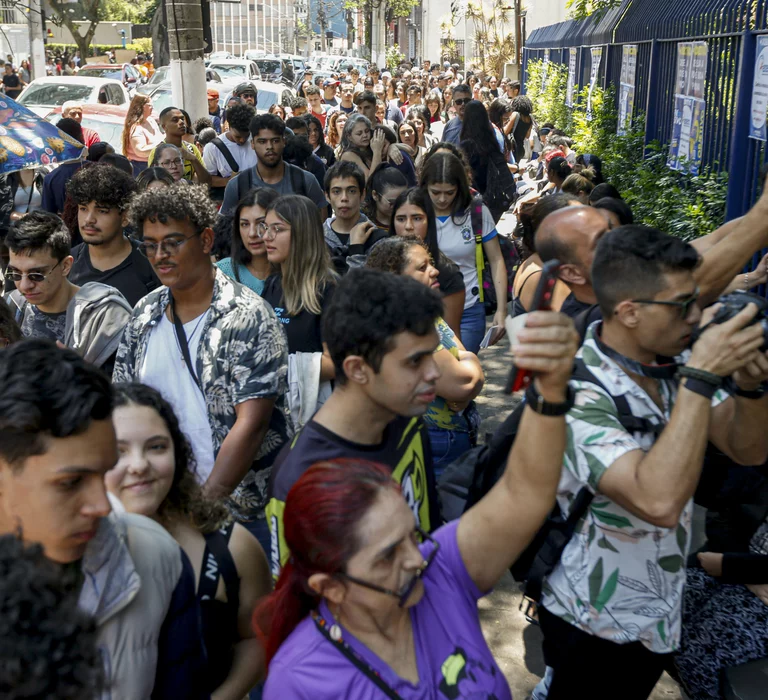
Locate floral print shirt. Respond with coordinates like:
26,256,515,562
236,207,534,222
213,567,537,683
541,323,729,653
113,268,290,522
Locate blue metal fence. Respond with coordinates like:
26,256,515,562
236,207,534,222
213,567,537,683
523,0,768,221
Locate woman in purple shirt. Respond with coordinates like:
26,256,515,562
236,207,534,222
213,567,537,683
255,312,579,699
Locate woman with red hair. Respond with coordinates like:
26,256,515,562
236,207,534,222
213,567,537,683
255,311,579,698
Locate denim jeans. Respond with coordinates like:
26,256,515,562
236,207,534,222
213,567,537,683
428,427,474,482
460,301,487,354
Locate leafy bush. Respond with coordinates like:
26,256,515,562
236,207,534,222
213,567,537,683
524,58,728,238
45,42,150,57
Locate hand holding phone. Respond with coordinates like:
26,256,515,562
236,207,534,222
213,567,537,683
504,259,561,394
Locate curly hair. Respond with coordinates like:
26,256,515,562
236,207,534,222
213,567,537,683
226,103,256,134
510,95,533,116
66,163,138,211
365,235,427,275
113,383,229,533
0,535,103,699
5,210,71,261
129,182,217,238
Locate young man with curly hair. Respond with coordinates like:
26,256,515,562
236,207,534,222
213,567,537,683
67,163,160,306
113,183,290,553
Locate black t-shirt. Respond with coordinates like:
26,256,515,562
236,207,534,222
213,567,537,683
262,274,335,354
435,253,465,298
69,237,160,307
3,74,21,98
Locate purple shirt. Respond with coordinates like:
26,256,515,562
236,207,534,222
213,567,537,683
264,520,512,699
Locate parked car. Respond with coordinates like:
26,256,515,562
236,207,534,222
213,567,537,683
244,50,268,61
208,51,235,60
136,65,169,95
17,76,130,117
44,103,130,153
253,57,294,86
76,63,144,95
147,80,227,116
207,59,262,88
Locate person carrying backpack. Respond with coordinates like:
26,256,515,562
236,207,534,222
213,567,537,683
219,114,328,218
529,226,768,699
202,103,257,202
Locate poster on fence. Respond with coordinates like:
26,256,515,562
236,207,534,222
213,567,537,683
586,46,603,121
617,44,637,135
542,49,550,90
749,35,768,141
566,48,577,108
668,41,707,174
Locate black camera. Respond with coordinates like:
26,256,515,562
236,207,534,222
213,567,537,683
691,290,768,351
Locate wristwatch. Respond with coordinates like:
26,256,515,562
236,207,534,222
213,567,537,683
525,381,575,416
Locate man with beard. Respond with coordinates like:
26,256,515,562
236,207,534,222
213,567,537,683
220,113,327,217
67,163,160,306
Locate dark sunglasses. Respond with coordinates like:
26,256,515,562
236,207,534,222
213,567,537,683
453,97,470,106
5,259,61,283
337,527,439,607
631,287,700,319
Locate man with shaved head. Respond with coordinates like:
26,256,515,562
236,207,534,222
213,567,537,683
537,183,768,332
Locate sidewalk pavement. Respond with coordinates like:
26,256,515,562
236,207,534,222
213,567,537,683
474,332,683,700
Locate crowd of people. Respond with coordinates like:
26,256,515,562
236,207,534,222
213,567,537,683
1,56,768,700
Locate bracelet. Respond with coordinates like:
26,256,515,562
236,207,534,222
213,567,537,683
525,382,575,416
678,366,723,387
682,377,718,400
735,384,768,399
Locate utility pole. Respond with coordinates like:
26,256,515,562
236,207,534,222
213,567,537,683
165,0,207,122
27,0,45,80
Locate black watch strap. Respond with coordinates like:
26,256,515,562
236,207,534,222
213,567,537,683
525,382,574,416
734,385,768,399
682,377,717,400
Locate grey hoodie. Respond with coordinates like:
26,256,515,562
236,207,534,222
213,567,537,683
323,212,390,274
6,281,132,367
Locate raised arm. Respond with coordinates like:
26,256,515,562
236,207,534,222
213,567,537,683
457,311,578,592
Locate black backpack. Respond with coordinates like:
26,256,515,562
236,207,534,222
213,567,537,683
482,147,518,224
437,357,663,602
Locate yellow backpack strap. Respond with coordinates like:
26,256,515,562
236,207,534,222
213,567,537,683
469,197,486,302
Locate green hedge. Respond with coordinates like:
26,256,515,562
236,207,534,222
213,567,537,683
525,59,728,240
46,40,152,56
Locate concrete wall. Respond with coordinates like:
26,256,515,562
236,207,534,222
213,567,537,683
47,21,133,47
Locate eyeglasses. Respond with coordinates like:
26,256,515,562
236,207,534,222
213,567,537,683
138,231,202,258
631,287,700,318
5,260,61,283
257,222,290,240
337,527,440,607
453,97,470,106
158,157,183,168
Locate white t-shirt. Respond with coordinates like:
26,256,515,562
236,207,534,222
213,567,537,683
140,311,216,483
436,204,497,309
203,132,258,178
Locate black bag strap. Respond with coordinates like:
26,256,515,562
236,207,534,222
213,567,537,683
573,304,600,343
170,296,202,390
571,357,664,438
287,162,306,197
211,137,240,175
200,523,240,610
311,613,403,700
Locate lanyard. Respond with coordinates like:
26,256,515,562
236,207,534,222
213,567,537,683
170,296,201,390
311,612,404,700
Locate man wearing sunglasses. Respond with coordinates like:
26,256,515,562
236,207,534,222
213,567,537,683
3,211,132,371
112,182,290,556
440,84,471,145
534,225,768,698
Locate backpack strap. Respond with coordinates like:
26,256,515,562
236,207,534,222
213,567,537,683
469,197,485,302
199,522,240,611
287,162,307,197
236,167,254,203
211,137,240,175
573,304,600,343
571,357,664,439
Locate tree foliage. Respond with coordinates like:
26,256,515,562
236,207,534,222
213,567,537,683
566,0,622,21
524,58,728,239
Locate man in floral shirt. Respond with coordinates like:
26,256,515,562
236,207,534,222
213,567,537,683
113,183,289,551
538,226,768,698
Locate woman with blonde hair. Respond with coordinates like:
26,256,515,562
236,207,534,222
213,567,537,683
261,195,338,401
123,94,163,176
